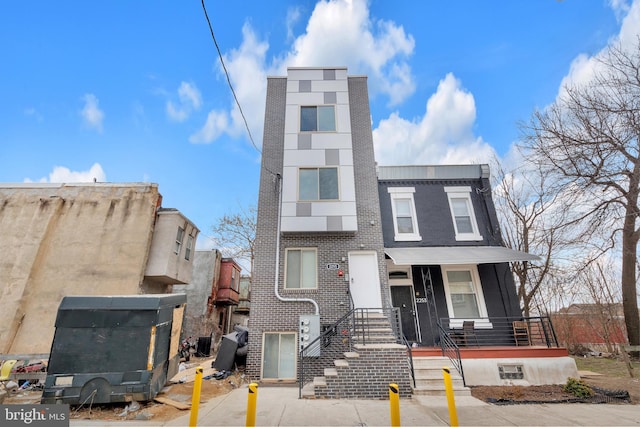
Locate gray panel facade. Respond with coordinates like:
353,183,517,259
247,73,389,380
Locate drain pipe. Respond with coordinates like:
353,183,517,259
273,174,319,315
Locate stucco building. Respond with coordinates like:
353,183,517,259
0,182,198,355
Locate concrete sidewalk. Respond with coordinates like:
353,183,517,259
72,385,640,427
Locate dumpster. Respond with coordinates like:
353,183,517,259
41,294,186,405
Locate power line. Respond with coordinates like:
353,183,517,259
201,0,260,155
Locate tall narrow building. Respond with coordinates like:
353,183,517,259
248,67,411,397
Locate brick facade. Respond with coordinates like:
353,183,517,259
247,70,402,394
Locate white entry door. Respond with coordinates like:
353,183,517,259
348,251,383,309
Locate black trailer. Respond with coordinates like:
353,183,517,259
41,294,186,405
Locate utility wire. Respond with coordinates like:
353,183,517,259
201,0,260,155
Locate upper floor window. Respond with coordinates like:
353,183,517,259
299,167,339,201
175,227,185,254
185,235,193,260
285,248,317,289
388,187,421,241
444,187,482,241
300,106,335,132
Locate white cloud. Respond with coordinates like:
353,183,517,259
25,163,107,183
192,0,415,146
166,82,202,122
373,73,496,165
285,0,415,105
189,110,230,144
558,0,640,99
80,94,104,132
190,23,270,145
286,6,302,41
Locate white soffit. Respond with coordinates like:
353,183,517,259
384,246,540,265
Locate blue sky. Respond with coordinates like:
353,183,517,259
0,0,636,250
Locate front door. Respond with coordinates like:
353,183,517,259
348,251,382,309
390,286,419,342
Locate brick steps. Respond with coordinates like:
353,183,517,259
304,314,412,399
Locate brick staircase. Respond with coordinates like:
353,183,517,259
411,356,471,396
301,312,413,399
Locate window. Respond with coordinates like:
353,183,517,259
285,248,317,289
444,187,482,241
442,265,488,322
175,227,185,254
300,106,335,132
388,187,421,241
185,235,193,260
262,332,296,379
299,168,339,201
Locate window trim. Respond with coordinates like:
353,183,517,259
175,227,185,255
299,105,336,132
185,235,193,261
284,248,318,289
444,186,483,241
441,264,492,328
388,187,421,241
298,167,340,201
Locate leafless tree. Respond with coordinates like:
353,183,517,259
210,204,257,278
521,41,640,351
492,160,579,317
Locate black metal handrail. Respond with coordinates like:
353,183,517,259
437,322,465,386
298,307,407,398
438,316,559,348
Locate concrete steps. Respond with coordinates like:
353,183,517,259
411,356,471,396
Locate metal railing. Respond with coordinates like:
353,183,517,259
437,322,465,386
438,316,559,348
298,307,414,398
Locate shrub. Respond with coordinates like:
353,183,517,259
563,377,594,398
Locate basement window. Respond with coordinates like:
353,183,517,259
498,364,524,380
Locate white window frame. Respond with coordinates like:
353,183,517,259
388,187,421,241
298,167,340,201
284,248,318,289
261,331,297,380
444,186,483,241
175,227,185,255
441,264,492,329
185,235,193,261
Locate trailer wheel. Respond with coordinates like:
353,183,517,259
80,378,111,404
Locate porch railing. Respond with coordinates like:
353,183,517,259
438,316,559,348
298,307,414,398
437,322,465,386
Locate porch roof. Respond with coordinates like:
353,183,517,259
384,246,540,265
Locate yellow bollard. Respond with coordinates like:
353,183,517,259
189,366,203,427
442,367,458,427
389,383,401,426
246,382,258,427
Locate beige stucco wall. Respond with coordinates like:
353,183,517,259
0,183,161,354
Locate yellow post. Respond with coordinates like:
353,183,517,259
442,367,458,427
189,366,203,427
389,383,401,426
246,382,258,427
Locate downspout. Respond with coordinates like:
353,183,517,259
273,174,319,315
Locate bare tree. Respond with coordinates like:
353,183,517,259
522,41,640,351
492,160,577,317
210,204,257,278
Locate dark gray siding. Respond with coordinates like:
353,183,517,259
378,179,503,248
